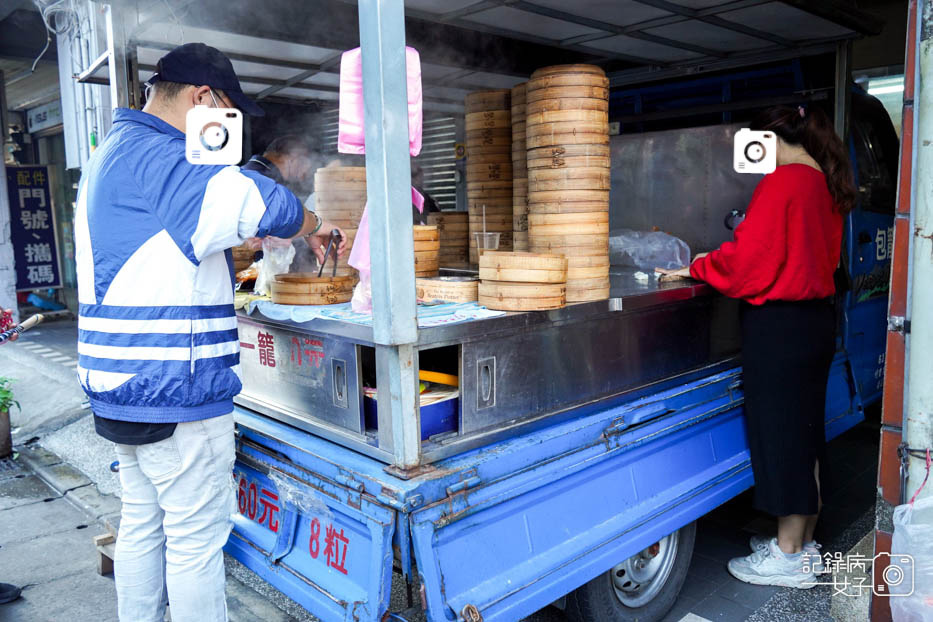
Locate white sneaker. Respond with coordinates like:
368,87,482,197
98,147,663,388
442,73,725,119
749,535,826,574
728,538,817,588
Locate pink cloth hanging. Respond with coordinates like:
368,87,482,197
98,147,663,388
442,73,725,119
338,46,423,156
349,187,424,313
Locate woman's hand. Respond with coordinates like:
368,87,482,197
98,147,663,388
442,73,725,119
655,266,692,279
693,252,709,262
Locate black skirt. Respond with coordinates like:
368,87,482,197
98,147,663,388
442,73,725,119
740,299,835,517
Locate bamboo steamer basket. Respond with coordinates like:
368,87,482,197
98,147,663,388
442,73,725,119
526,121,610,138
414,240,441,252
511,82,527,107
428,212,467,226
465,110,511,130
465,89,510,114
416,277,479,303
526,98,609,115
566,283,611,303
479,251,567,283
528,212,609,226
526,200,611,214
466,146,515,159
527,73,609,90
270,273,357,305
525,109,608,125
528,189,610,204
528,171,611,192
527,144,611,160
527,132,609,149
478,281,565,311
527,154,611,170
466,162,513,182
526,86,609,103
413,225,439,241
531,64,607,78
315,167,367,182
529,233,609,247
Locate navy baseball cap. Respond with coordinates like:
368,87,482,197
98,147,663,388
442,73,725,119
146,43,264,116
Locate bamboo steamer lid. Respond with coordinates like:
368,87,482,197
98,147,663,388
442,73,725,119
526,109,608,125
465,89,511,113
480,265,569,283
567,254,610,267
527,132,609,149
527,73,609,90
466,110,511,131
526,86,609,103
528,189,609,203
530,232,609,246
527,154,611,170
416,277,479,303
478,281,565,311
526,98,609,115
529,168,611,183
531,64,606,79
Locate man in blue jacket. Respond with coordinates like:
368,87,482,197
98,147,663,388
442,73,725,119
75,43,344,622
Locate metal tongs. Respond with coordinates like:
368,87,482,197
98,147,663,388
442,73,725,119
317,229,342,278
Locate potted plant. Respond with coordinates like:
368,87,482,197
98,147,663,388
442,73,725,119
0,377,20,458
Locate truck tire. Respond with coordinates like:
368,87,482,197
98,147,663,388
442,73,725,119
565,521,696,622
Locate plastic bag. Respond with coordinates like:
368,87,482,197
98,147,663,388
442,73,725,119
253,237,295,297
609,228,691,271
338,46,423,157
890,495,933,621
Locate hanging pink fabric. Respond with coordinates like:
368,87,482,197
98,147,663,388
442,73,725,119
338,46,423,156
349,187,425,313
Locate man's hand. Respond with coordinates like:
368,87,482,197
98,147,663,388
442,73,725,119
306,223,348,264
0,310,18,344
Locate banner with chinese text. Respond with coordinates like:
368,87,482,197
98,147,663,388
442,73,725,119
5,166,62,290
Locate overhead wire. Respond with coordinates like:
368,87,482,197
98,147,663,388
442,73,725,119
29,0,80,72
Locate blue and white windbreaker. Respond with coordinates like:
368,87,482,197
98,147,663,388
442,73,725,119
75,108,304,423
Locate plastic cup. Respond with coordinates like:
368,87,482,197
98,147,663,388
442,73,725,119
474,232,500,257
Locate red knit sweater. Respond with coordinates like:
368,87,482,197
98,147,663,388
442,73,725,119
690,164,842,305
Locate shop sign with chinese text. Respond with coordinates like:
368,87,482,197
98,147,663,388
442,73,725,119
5,166,61,290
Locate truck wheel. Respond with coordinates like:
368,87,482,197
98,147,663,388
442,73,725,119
565,521,696,622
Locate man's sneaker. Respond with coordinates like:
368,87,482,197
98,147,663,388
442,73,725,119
749,534,826,574
728,538,817,588
0,583,22,604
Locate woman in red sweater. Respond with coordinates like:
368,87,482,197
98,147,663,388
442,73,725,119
661,106,855,588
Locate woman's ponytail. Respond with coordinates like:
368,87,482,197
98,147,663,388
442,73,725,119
751,106,857,213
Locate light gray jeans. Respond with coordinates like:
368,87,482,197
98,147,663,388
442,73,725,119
113,413,236,622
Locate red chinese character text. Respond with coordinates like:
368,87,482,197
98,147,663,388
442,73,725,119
257,488,280,533
257,331,276,367
323,524,349,574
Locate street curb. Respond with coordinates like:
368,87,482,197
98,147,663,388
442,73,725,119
16,443,121,534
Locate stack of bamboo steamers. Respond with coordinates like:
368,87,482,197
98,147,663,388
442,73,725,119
313,166,367,275
511,83,529,251
465,90,514,264
525,64,611,302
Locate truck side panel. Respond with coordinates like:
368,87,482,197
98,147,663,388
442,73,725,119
410,370,752,622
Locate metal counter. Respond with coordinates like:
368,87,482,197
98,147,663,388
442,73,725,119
234,270,741,466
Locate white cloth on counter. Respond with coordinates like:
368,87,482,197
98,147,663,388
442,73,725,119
248,300,504,328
